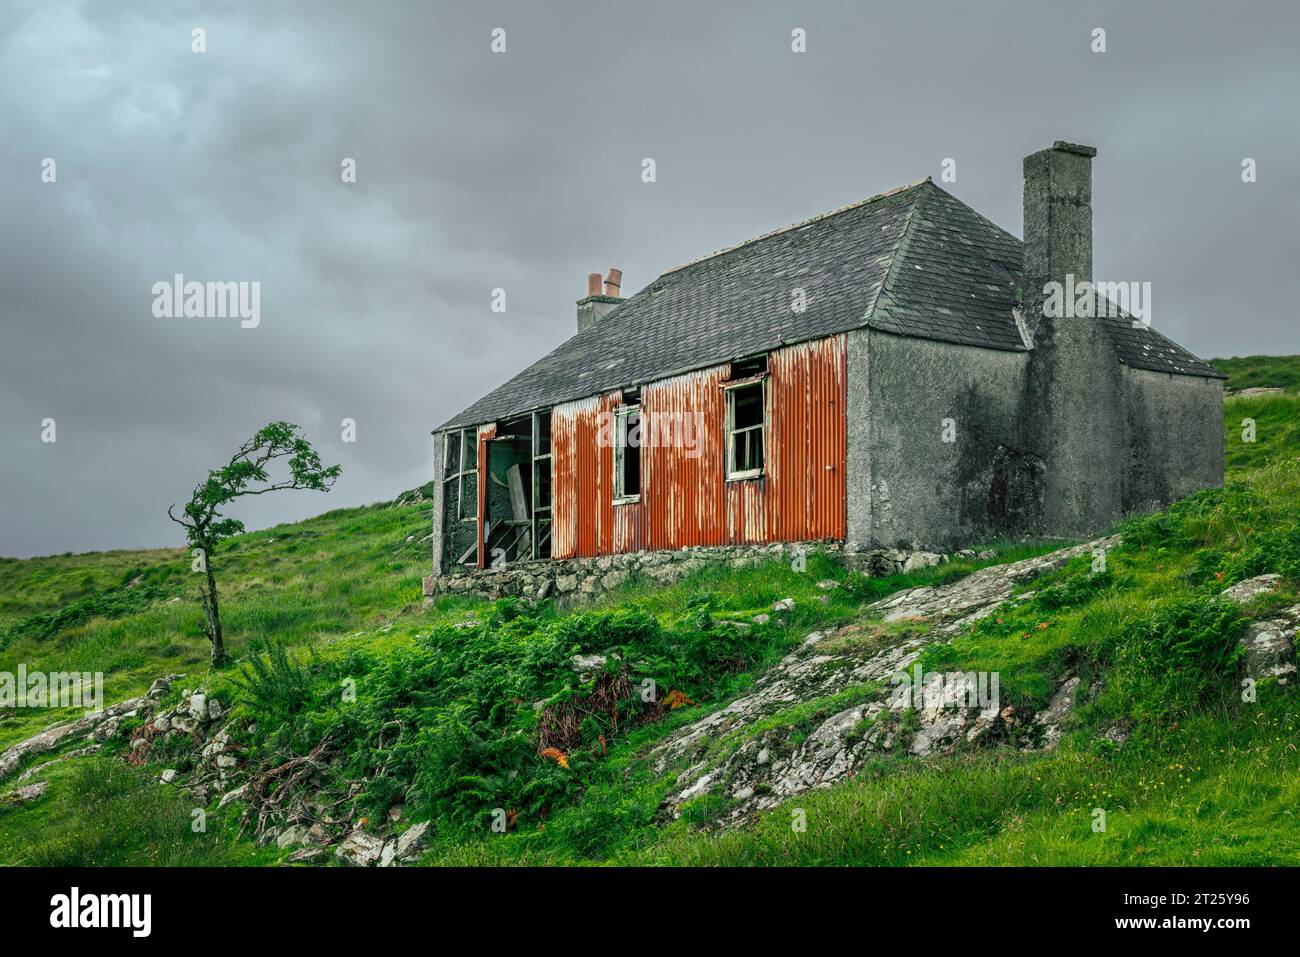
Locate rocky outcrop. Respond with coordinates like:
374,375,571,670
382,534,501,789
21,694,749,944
1,781,48,806
1219,575,1297,683
0,686,163,782
1239,613,1298,683
1032,675,1081,751
871,536,1119,636
652,537,1114,826
333,820,430,868
1220,574,1281,605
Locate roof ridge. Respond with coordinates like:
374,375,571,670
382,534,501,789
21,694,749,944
660,176,933,277
861,180,932,324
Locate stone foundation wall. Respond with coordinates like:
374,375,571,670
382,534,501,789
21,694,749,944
422,540,958,606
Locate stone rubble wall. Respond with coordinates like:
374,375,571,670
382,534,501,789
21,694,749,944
422,540,964,606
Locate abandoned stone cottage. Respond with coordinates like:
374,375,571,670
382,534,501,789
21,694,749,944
426,141,1224,600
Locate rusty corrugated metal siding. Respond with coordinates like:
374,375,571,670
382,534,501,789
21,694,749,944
766,336,847,542
549,335,846,558
643,363,729,550
551,396,615,560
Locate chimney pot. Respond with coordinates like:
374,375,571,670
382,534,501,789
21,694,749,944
576,269,623,332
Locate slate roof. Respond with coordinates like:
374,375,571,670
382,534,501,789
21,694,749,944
437,181,1222,431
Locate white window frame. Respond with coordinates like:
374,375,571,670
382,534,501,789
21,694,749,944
725,376,768,481
613,404,642,504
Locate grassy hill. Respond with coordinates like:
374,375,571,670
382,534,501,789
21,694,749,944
1210,354,1300,394
1,356,1297,866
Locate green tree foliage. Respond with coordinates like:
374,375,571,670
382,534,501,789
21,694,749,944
168,422,340,668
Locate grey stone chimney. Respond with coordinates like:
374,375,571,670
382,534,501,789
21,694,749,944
576,268,623,333
1022,141,1095,310
1021,141,1125,537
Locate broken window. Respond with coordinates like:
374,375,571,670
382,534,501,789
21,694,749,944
725,378,766,479
614,404,641,502
483,416,535,566
441,428,480,567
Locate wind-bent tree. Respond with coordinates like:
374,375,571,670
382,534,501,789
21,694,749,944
169,422,341,668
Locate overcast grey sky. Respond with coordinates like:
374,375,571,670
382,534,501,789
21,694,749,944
1,0,1296,558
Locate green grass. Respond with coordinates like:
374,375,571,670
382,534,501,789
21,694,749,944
0,755,275,866
1210,354,1300,394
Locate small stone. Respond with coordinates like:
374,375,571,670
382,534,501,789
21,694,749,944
93,716,124,742
754,614,770,625
772,598,795,612
571,653,607,674
1102,725,1131,745
159,769,177,784
218,785,246,808
816,580,840,590
188,693,207,721
903,551,944,572
335,829,386,867
277,825,309,849
395,820,431,860
215,753,239,769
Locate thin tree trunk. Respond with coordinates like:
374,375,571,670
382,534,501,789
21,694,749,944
202,547,226,668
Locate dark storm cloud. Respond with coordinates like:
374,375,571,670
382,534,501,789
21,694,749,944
1,0,1296,557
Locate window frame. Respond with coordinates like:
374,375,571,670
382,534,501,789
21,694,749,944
442,428,479,523
612,403,642,505
724,375,768,481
